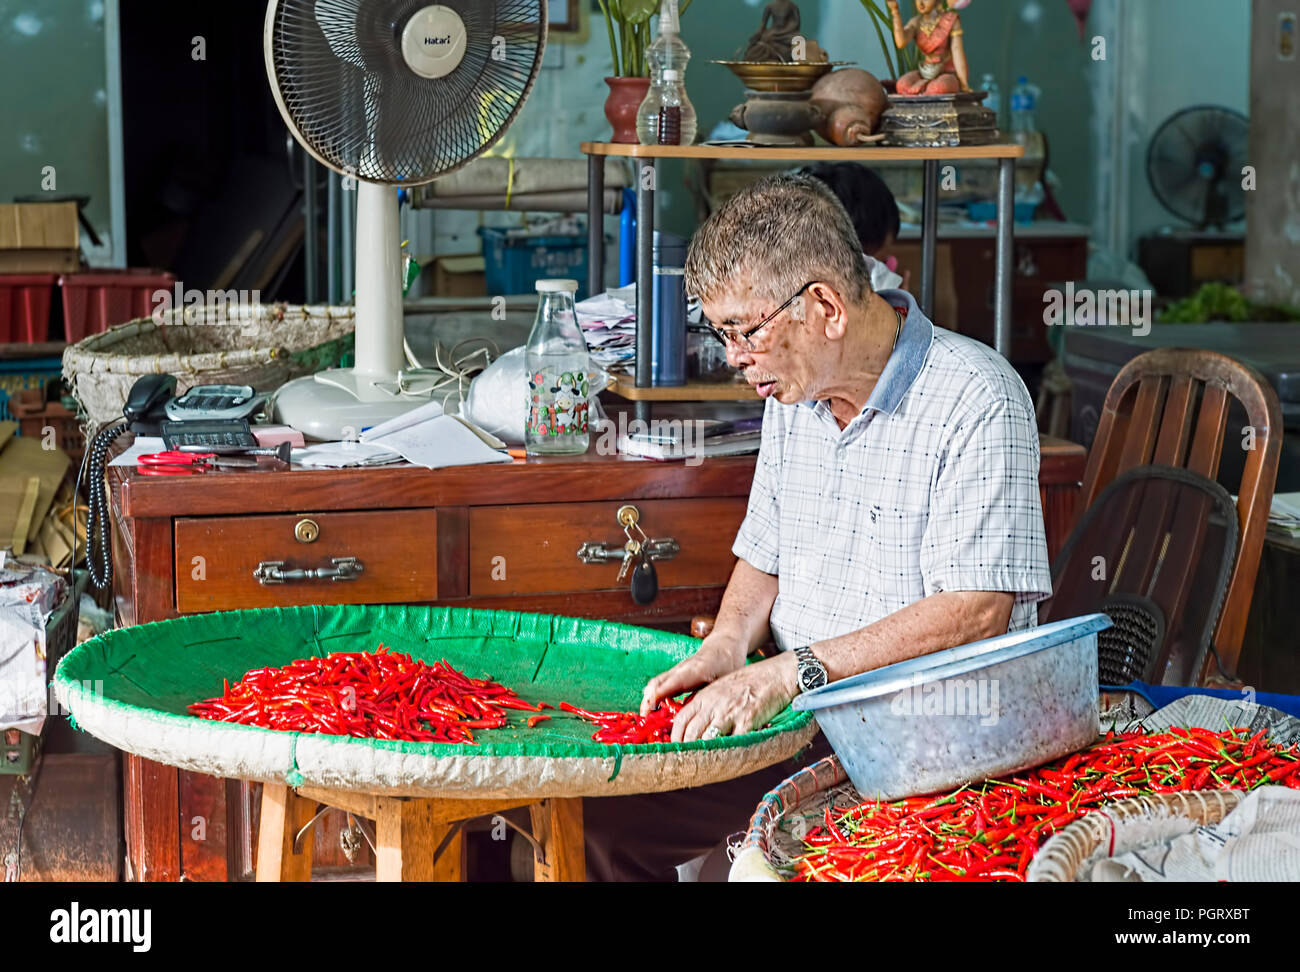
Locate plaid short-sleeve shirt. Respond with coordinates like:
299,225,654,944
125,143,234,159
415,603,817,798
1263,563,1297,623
732,288,1053,651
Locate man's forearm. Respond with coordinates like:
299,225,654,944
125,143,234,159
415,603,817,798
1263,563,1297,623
811,590,1014,682
709,559,779,655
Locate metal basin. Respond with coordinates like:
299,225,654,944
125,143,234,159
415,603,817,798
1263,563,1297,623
792,614,1110,800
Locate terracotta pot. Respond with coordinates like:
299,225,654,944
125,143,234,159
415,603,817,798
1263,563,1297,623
604,76,651,144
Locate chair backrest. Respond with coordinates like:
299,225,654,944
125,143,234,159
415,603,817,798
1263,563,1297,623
1080,348,1282,680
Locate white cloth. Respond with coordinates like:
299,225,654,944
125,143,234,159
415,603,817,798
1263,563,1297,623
731,288,1052,651
865,254,904,291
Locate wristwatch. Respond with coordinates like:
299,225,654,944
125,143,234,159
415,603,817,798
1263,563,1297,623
794,646,828,693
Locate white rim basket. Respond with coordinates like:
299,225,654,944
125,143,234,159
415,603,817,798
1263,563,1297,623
62,303,355,433
1026,789,1244,882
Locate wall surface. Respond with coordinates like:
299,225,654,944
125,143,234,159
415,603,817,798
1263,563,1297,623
1123,0,1251,250
0,0,114,262
1244,0,1300,305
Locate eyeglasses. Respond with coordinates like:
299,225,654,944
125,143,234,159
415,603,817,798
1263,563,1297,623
706,281,816,352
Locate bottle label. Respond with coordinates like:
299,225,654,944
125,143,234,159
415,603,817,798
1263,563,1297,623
527,369,590,439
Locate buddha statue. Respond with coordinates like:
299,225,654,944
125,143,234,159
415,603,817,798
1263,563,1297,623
743,0,802,62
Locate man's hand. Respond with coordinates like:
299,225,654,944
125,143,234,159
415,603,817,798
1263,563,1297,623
670,652,798,743
640,633,747,717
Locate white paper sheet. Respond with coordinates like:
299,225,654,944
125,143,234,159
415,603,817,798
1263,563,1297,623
291,442,406,468
107,436,166,466
362,413,512,470
358,400,445,442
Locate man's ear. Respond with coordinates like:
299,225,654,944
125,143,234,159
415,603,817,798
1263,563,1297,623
809,282,849,341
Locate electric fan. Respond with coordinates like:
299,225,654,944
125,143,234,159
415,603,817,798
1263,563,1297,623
265,0,547,440
1146,105,1249,231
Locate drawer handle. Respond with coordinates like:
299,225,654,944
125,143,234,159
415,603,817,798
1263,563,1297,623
254,557,364,585
577,538,679,564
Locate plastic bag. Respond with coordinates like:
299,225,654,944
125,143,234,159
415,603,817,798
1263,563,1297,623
462,346,609,446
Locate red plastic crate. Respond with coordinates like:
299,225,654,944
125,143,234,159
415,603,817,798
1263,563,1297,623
0,273,56,343
59,269,176,342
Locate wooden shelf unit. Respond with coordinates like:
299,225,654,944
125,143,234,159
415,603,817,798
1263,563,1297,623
580,140,1026,412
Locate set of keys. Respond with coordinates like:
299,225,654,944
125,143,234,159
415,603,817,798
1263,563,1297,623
616,506,658,605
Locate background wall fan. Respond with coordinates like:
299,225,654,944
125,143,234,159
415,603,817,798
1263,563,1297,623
265,0,547,440
1146,105,1248,232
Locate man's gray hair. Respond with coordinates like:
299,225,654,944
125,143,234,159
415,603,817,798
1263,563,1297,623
685,172,872,307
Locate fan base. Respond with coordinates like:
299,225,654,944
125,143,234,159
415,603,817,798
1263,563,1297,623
272,370,429,442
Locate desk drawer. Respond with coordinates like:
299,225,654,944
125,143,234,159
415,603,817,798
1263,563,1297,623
175,510,437,612
469,499,746,596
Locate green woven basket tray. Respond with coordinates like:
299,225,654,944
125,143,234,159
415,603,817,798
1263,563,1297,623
54,604,816,799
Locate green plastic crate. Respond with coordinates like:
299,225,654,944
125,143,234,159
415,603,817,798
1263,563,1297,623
1,728,37,773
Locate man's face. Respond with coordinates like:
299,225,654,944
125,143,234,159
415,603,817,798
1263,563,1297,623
701,274,829,405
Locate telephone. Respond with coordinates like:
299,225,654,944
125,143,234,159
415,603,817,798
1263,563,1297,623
165,384,266,422
122,373,176,436
84,375,263,590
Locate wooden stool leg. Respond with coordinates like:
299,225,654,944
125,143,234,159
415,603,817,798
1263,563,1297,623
256,784,316,882
374,799,465,882
529,797,585,882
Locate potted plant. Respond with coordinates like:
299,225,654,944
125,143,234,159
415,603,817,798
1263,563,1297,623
597,0,693,143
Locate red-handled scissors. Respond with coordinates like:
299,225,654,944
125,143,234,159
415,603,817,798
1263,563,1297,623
138,451,255,475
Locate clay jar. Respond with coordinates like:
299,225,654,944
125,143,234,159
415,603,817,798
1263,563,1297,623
604,76,652,144
729,90,824,142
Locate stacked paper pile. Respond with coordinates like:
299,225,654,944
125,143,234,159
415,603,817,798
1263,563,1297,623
575,285,703,375
1267,492,1300,539
575,286,636,372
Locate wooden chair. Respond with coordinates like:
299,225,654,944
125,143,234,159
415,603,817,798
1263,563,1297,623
1077,348,1282,683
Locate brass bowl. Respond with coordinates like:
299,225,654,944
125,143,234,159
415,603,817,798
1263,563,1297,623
713,60,850,93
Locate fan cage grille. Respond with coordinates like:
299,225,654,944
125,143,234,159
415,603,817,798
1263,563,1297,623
269,0,546,185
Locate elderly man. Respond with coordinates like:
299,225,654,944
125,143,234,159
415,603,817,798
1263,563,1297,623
580,172,1050,881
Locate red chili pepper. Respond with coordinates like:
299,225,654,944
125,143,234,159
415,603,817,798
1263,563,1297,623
792,728,1300,884
527,714,551,729
189,647,545,744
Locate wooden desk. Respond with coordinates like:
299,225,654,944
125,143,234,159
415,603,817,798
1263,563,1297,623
110,437,1084,881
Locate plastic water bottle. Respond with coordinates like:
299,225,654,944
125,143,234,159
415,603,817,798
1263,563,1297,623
1009,75,1039,134
525,279,591,456
980,72,1001,128
636,0,697,146
1009,76,1045,208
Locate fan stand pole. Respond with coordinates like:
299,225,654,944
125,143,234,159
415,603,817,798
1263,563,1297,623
353,180,406,378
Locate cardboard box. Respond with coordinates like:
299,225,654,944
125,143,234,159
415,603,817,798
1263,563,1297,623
0,202,80,273
430,254,487,298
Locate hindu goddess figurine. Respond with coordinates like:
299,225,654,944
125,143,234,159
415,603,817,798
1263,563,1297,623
885,0,971,95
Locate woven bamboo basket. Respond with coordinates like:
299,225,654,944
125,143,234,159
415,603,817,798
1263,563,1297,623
1026,789,1243,882
730,754,854,881
62,303,355,432
728,755,1247,882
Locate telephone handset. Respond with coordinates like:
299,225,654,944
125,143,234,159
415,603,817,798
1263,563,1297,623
123,373,177,436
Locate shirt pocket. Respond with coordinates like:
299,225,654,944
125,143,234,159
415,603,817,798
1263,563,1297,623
864,503,929,598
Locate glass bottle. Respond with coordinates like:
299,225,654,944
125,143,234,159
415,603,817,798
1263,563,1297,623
525,279,591,456
635,0,697,146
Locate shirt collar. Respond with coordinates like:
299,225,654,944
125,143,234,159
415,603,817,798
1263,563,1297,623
865,288,934,415
801,288,934,421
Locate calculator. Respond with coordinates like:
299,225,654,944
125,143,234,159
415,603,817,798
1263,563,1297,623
164,384,266,422
161,419,260,451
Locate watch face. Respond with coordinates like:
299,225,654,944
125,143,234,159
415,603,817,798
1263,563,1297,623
800,666,828,691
